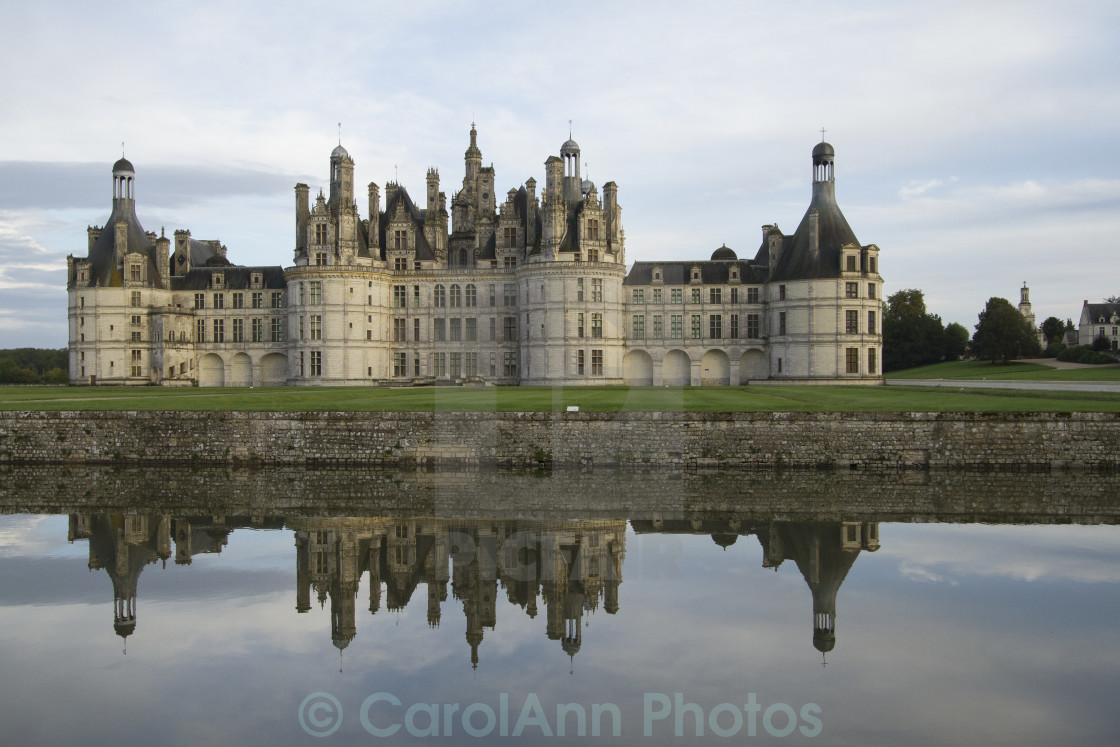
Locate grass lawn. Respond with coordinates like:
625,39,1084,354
886,360,1120,381
1,384,1118,413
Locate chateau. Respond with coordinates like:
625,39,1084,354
66,128,883,386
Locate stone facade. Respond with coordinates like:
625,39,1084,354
2,411,1118,470
66,130,882,386
1078,299,1120,351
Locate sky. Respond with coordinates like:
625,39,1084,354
1,0,1118,349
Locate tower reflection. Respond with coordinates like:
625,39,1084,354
68,512,876,662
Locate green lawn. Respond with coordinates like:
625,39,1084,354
886,360,1120,381
1,384,1118,413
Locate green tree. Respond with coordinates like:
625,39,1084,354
1040,316,1066,345
942,322,969,361
972,297,1041,364
1091,333,1111,352
883,289,947,371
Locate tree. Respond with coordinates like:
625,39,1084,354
1040,316,1066,345
942,322,969,361
882,289,947,371
1106,296,1120,304
1091,333,1111,352
971,297,1041,364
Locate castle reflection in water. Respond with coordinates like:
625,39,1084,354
68,512,879,664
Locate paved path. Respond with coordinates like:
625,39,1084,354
885,379,1120,393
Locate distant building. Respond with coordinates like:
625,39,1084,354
67,129,883,386
1078,300,1120,351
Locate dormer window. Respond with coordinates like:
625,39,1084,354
129,263,141,283
730,268,738,280
213,272,224,288
251,272,262,288
314,224,328,244
846,255,857,272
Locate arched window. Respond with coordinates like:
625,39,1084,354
434,284,446,308
450,284,462,307
465,284,477,307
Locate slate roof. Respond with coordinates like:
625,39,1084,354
170,265,286,291
624,259,768,286
84,201,165,289
767,184,861,282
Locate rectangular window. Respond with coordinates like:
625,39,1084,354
691,288,701,304
504,283,517,306
503,226,517,248
463,352,477,377
868,310,876,335
632,315,645,339
653,314,663,338
691,314,701,339
231,318,244,343
870,257,877,274
587,279,601,302
504,317,517,342
867,284,876,300
432,352,446,377
232,292,244,309
196,318,206,342
130,291,142,307
730,314,739,338
394,229,408,250
591,313,603,338
504,256,517,270
846,255,857,272
271,291,284,308
393,285,406,308
449,352,462,377
846,310,858,334
709,288,722,304
131,314,141,327
577,349,585,375
747,313,760,339
310,315,322,340
252,318,263,342
576,312,585,338
271,318,284,342
747,287,759,304
450,318,462,342
252,292,264,308
653,288,662,304
503,352,517,377
310,351,322,376
309,281,322,304
130,265,141,282
213,293,224,309
465,317,477,342
868,347,877,374
587,219,599,240
434,318,445,341
709,314,722,339
730,288,739,304
393,352,407,377
488,284,496,306
130,331,141,342
846,347,859,373
465,284,477,307
845,282,858,299
393,318,406,342
213,319,225,343
591,349,603,375
394,257,407,271
671,315,683,339
632,289,644,304
671,288,682,304
779,285,786,301
778,312,787,336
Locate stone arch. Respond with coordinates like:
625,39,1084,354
259,353,288,386
700,349,730,386
662,349,691,386
623,350,653,386
230,352,252,387
740,349,767,382
198,353,225,387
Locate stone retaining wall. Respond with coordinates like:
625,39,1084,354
1,411,1118,470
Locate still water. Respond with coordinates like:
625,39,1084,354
1,466,1118,745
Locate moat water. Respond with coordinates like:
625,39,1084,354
1,467,1118,745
